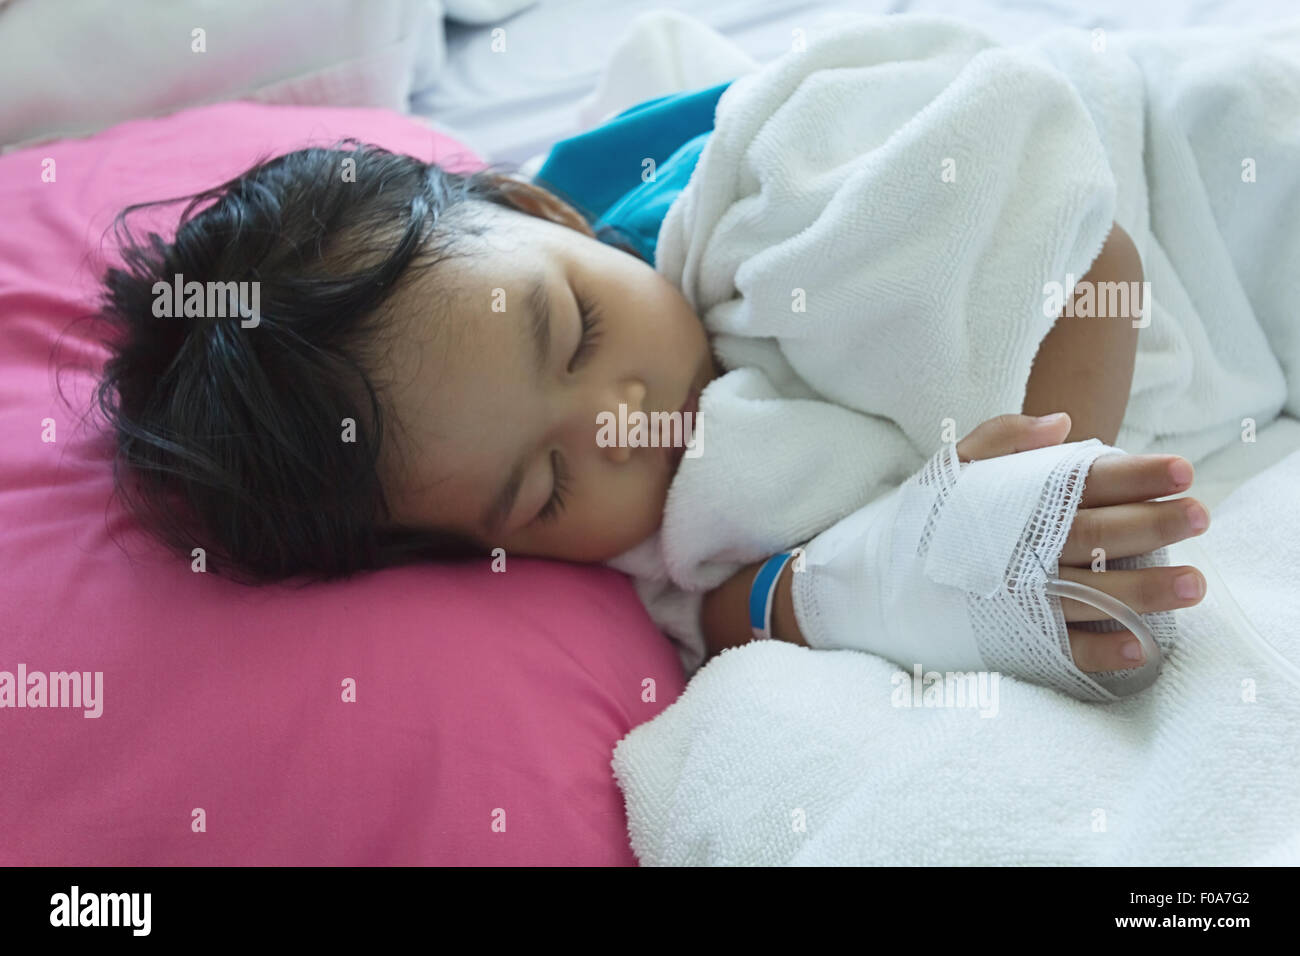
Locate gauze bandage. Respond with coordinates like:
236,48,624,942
790,439,1180,702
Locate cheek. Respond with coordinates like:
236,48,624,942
628,272,686,329
570,460,667,560
663,297,707,358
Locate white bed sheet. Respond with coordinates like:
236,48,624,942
1187,416,1300,512
412,0,1300,165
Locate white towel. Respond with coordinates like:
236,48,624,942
607,14,1300,680
612,446,1300,865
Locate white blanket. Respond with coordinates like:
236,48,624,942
613,447,1300,864
611,15,1300,863
609,14,1300,676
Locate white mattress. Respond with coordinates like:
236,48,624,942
412,0,1300,164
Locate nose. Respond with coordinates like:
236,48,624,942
586,378,645,465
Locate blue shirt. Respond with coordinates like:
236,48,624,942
533,81,732,265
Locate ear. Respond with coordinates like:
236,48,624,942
487,173,597,237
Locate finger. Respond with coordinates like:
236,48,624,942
1080,454,1195,509
955,412,1071,462
1060,498,1210,565
1068,627,1148,672
1053,564,1206,622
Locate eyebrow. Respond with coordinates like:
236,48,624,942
479,276,553,535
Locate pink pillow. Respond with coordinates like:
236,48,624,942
0,102,685,865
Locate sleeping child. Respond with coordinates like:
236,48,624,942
94,16,1300,702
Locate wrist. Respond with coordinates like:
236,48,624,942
700,553,808,660
770,557,806,646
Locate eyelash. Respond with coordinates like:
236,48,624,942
536,450,570,524
537,298,602,525
567,298,604,373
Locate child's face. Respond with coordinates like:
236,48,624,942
378,204,718,562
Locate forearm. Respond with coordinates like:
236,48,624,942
1021,222,1143,446
700,557,804,660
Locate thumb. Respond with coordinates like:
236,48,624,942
955,412,1071,462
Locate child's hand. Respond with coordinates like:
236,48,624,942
955,412,1208,673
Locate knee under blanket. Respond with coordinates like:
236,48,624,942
607,14,1300,680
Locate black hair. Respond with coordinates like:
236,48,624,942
90,140,632,585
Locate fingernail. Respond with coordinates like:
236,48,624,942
1175,572,1202,600
1121,640,1145,662
1168,459,1192,487
1187,504,1209,533
1034,413,1068,425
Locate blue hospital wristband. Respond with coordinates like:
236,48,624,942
749,552,795,642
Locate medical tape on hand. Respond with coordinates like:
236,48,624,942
795,436,1165,701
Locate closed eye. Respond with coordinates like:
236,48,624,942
568,297,603,373
535,450,569,525
535,292,602,526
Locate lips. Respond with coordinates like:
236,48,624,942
666,387,700,470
